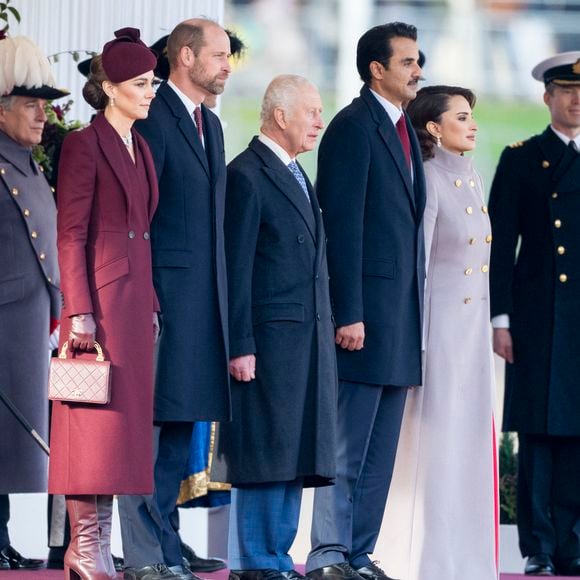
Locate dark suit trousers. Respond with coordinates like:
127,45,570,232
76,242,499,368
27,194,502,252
118,421,193,568
517,433,580,561
307,381,407,572
0,495,9,550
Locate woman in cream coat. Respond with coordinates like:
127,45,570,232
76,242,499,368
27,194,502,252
382,86,498,580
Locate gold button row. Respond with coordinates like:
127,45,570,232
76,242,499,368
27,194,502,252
560,274,568,283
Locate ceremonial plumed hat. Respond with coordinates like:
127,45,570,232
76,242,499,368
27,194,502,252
101,27,157,83
0,34,69,99
532,51,580,86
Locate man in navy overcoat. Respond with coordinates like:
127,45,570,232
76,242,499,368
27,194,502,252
118,19,232,580
306,22,426,580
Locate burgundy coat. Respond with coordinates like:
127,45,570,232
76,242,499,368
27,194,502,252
48,113,159,494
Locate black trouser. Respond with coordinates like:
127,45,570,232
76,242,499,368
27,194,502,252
517,433,580,562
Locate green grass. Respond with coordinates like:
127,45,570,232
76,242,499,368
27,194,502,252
222,95,550,195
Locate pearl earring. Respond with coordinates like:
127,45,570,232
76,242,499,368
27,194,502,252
436,136,442,148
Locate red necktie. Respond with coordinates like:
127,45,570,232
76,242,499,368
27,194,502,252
396,115,411,170
193,106,204,143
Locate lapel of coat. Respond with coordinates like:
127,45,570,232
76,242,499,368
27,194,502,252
361,87,416,214
93,113,133,215
309,183,326,273
159,83,210,179
135,131,160,220
539,127,580,192
201,104,221,186
250,138,317,240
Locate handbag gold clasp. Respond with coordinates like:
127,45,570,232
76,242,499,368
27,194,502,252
58,341,106,362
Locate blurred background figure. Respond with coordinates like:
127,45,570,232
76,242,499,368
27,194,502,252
0,33,67,571
489,51,580,577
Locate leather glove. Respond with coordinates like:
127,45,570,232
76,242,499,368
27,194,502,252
48,324,60,351
69,313,96,351
153,312,160,344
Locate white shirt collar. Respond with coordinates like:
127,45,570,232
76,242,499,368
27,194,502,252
258,132,294,166
167,80,201,116
369,88,404,126
551,125,580,150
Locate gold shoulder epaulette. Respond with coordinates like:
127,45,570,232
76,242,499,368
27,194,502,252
508,140,525,149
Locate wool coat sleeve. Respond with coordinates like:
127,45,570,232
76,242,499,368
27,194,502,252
488,147,521,318
225,166,261,358
316,117,370,327
56,129,98,316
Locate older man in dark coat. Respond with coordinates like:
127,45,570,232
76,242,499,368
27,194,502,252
490,51,580,577
0,35,67,569
118,19,232,580
216,74,337,580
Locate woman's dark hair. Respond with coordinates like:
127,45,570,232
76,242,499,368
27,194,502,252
356,22,417,84
82,55,110,110
407,85,476,160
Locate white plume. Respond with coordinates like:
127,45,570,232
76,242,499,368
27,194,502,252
0,36,56,96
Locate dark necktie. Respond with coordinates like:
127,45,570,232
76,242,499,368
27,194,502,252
396,115,412,170
288,160,310,202
569,140,578,153
193,106,204,146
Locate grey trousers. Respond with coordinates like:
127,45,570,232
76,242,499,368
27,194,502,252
307,381,407,572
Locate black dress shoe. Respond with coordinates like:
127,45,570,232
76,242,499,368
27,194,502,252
230,569,288,580
558,557,580,576
524,554,555,576
180,540,227,572
124,563,180,579
114,554,126,572
357,562,398,580
0,545,44,570
307,562,364,580
281,571,307,580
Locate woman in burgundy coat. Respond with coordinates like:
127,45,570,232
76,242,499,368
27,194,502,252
48,29,159,580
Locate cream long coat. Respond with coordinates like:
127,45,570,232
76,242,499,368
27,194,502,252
381,146,498,580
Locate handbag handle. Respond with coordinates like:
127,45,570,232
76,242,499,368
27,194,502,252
58,341,106,362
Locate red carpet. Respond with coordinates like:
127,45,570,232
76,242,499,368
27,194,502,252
0,569,579,579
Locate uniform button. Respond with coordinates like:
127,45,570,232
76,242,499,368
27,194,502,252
143,232,150,240
316,313,321,321
464,268,473,276
481,265,489,273
31,230,38,239
466,206,473,215
485,234,492,243
315,274,319,280
47,276,52,283
39,252,46,260
469,179,475,187
559,273,568,283
39,166,44,173
552,192,558,199
554,219,562,228
11,187,18,196
23,209,30,217
0,168,5,175
469,238,476,245
128,230,136,239
557,246,566,255
50,186,55,193
542,160,550,168
464,297,472,305
454,179,462,187
297,234,305,243
481,205,488,214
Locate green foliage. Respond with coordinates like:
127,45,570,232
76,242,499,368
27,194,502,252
499,432,518,525
48,49,97,65
0,0,20,36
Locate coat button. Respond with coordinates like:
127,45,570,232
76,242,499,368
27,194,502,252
464,267,473,276
552,192,558,199
51,186,56,193
39,165,44,173
559,273,568,283
485,234,492,243
542,160,550,168
481,205,488,214
464,297,472,304
316,313,321,320
554,219,562,228
466,206,473,215
297,234,305,243
47,276,52,283
128,230,136,239
557,246,566,255
455,179,462,187
23,209,30,217
0,168,5,175
481,265,489,273
469,237,476,245
39,252,46,260
31,230,38,239
143,232,150,240
469,179,475,187
11,187,18,196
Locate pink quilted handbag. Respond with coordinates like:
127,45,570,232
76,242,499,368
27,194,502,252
48,341,111,404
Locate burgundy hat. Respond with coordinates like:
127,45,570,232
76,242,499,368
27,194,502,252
101,27,157,83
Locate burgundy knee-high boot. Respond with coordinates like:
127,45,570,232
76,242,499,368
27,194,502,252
64,495,111,580
96,495,116,578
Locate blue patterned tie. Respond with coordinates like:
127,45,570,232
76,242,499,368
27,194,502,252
288,160,310,202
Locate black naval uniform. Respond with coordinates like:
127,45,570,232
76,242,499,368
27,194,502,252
489,126,580,566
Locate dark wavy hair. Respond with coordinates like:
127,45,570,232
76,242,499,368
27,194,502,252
407,85,476,160
82,55,110,110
